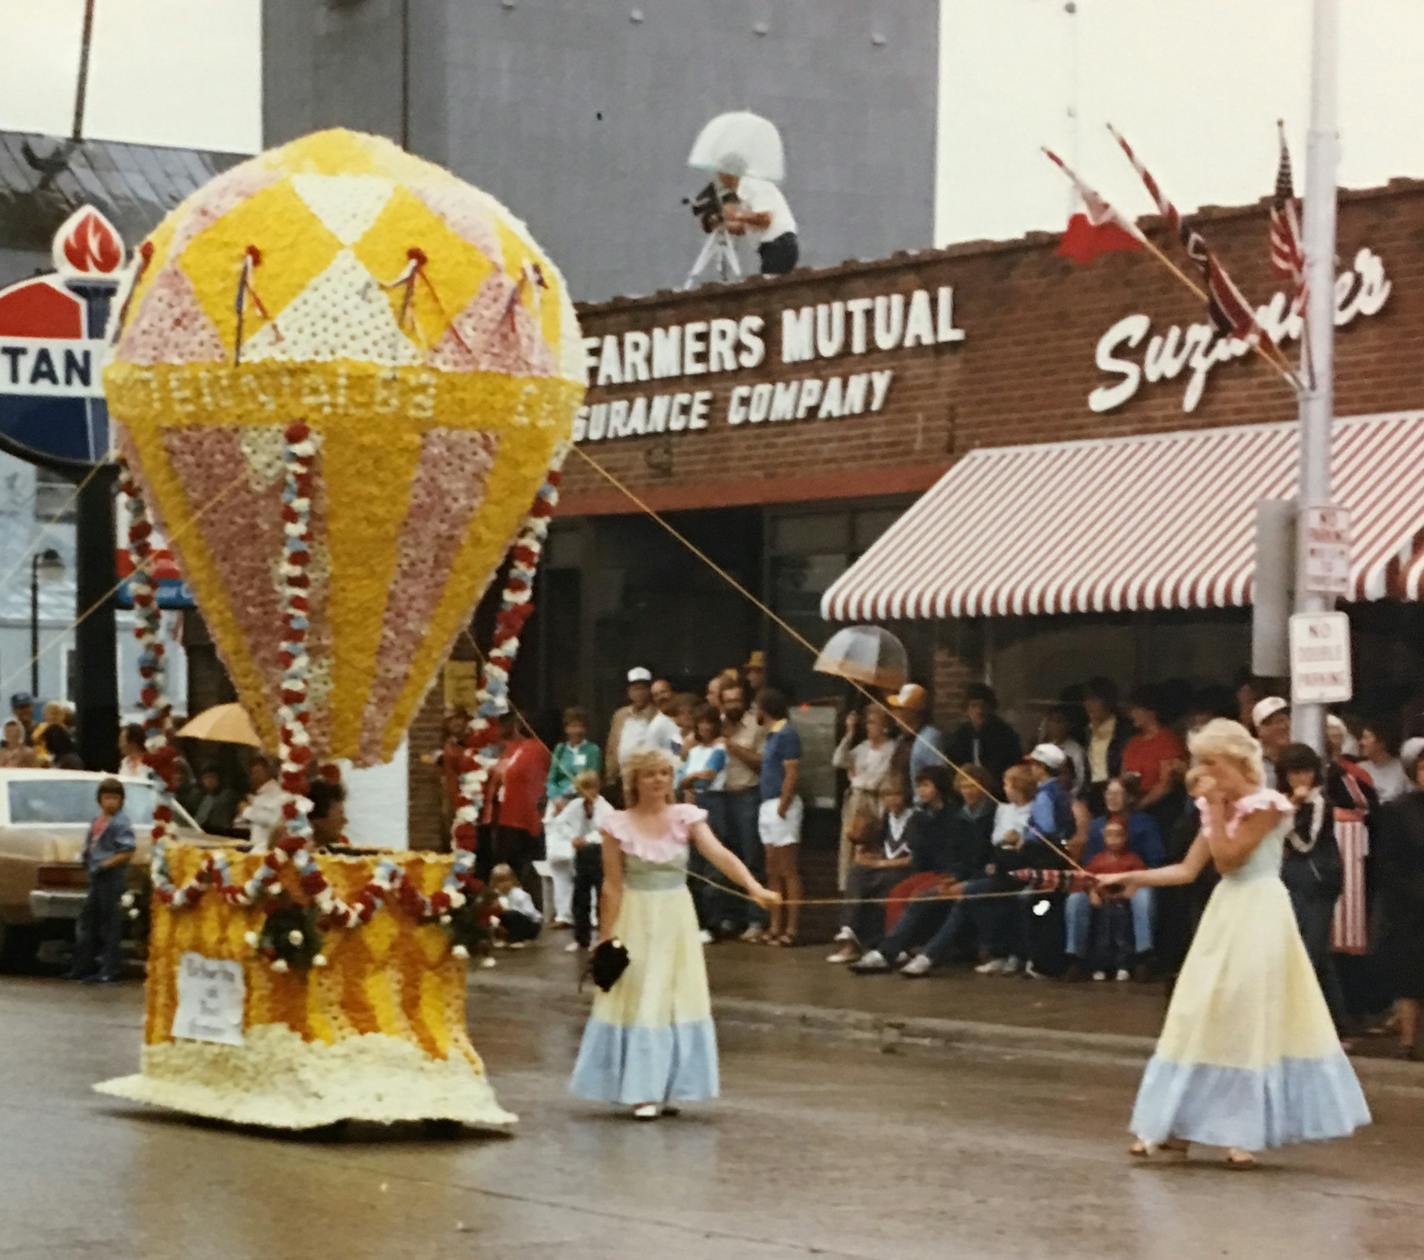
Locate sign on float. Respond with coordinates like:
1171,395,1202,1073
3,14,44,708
1290,611,1352,705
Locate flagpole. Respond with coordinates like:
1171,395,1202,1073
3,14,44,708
1292,0,1340,753
1065,1,1081,219
1134,233,1301,392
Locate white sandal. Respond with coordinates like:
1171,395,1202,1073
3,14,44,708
1130,1138,1188,1159
632,1103,659,1121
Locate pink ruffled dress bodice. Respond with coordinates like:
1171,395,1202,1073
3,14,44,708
603,803,707,866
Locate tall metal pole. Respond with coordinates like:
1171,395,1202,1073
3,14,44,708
1291,0,1340,753
30,555,40,697
71,0,97,142
74,466,119,773
1065,2,1081,219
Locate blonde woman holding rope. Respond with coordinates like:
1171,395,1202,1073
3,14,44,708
570,747,779,1121
1099,720,1369,1167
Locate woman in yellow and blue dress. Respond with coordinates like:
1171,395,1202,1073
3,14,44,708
1098,718,1370,1167
570,747,779,1120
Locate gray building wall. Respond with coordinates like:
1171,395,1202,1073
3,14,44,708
263,0,939,302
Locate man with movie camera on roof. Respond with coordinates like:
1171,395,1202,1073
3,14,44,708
713,170,799,276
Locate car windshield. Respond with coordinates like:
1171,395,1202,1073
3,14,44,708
6,779,200,833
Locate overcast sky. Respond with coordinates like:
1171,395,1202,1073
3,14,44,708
3,1,1423,248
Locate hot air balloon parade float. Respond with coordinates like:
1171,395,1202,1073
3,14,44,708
93,130,586,1130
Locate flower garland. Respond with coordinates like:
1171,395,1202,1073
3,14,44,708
449,453,565,869
275,421,317,845
119,463,186,896
145,444,567,964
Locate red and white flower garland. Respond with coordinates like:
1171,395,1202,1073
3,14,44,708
119,463,185,892
450,451,564,865
146,440,567,959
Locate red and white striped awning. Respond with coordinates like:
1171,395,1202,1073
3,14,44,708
822,412,1424,621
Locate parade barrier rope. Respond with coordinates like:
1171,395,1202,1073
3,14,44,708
0,457,108,600
0,470,250,697
569,445,1090,874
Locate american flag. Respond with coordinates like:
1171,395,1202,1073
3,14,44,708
1269,121,1306,308
1108,125,1266,345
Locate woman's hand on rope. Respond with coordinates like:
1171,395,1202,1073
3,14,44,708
750,884,782,910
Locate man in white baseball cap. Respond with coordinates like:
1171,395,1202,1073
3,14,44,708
1028,742,1067,773
1251,696,1291,782
605,667,659,799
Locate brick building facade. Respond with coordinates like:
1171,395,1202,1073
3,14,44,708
405,179,1424,848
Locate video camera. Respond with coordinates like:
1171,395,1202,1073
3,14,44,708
683,181,739,234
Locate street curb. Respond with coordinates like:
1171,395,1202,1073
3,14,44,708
471,970,1424,1092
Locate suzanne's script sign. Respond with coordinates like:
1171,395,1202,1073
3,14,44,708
1090,248,1392,414
575,284,966,443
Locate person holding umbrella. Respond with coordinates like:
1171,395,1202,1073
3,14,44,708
689,112,799,277
718,173,799,275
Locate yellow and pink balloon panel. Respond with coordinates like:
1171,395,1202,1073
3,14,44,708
104,129,587,765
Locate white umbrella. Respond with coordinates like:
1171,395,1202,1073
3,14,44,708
813,626,909,691
688,111,785,183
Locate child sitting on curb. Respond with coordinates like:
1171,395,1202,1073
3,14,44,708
1086,818,1146,980
491,863,542,949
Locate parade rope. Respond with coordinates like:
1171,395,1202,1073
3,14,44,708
458,629,1090,910
0,469,250,697
681,866,1081,909
568,445,1089,874
0,457,107,603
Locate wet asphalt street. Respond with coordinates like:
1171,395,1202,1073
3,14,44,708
3,974,1424,1260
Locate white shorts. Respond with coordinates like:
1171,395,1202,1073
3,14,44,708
758,796,803,848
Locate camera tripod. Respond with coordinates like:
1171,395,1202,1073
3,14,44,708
684,225,742,289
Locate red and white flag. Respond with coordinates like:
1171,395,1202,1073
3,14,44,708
1269,120,1306,311
1043,148,1145,265
1108,124,1269,346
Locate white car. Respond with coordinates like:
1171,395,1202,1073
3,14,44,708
0,769,219,967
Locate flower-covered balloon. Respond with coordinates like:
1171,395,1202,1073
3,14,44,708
104,129,586,764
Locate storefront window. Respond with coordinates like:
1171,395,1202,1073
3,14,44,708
766,502,911,702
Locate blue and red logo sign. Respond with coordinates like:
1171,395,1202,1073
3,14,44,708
0,206,196,610
0,206,124,470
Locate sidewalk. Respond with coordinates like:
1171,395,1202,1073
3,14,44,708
474,936,1424,1087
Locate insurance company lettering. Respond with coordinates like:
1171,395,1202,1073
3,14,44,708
575,285,965,443
1090,248,1392,414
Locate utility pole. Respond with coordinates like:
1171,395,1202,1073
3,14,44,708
1291,0,1340,753
72,0,97,142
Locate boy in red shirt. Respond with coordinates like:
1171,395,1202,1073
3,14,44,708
1086,819,1147,981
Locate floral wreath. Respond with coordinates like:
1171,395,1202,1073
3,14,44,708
128,427,565,969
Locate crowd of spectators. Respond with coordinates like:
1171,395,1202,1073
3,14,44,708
446,663,1424,1062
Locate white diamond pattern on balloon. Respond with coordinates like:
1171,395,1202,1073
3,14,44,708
242,248,424,366
290,174,396,246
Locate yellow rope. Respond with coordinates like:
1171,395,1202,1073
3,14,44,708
0,472,249,696
569,444,1088,874
683,863,1062,908
0,459,106,598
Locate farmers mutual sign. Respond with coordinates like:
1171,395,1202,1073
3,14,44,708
574,284,966,442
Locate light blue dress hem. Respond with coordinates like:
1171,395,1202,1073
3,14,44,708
1130,1051,1371,1150
570,1017,720,1105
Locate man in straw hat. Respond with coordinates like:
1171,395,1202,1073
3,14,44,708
886,683,943,786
